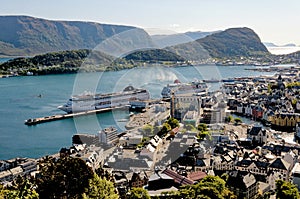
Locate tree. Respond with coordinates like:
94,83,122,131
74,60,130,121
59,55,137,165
0,177,39,199
276,180,299,199
158,122,171,137
142,124,154,136
234,118,242,124
127,187,150,199
82,174,119,199
225,115,234,123
36,156,94,199
95,166,114,182
167,118,180,129
197,123,208,132
197,123,210,141
177,175,236,199
197,131,210,141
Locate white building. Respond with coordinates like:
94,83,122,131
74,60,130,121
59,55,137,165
171,93,202,121
98,126,119,145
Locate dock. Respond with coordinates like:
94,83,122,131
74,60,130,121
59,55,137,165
24,106,126,126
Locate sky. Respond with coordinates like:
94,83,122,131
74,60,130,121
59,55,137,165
1,0,300,46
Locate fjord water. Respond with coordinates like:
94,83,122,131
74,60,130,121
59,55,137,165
0,64,274,160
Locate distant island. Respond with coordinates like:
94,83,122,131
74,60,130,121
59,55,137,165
263,42,297,47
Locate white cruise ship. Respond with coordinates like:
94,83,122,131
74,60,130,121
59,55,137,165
161,80,208,98
58,86,150,113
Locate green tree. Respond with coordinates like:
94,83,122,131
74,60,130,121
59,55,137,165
197,131,210,141
142,124,154,136
234,118,242,124
225,115,234,123
127,187,150,199
95,166,114,182
0,177,39,199
36,156,94,199
167,118,180,129
197,123,208,132
159,122,171,137
177,175,236,199
82,174,119,199
276,180,299,199
197,123,210,141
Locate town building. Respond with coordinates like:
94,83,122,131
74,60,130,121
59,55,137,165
246,126,268,145
170,93,202,121
98,126,119,145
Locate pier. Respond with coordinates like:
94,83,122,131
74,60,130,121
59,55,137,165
24,106,126,126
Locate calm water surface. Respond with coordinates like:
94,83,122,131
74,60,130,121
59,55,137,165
0,64,274,159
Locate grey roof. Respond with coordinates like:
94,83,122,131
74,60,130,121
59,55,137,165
248,126,266,136
269,158,290,170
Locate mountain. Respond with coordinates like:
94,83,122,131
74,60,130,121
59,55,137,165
0,16,154,57
196,27,269,58
282,43,297,47
151,31,218,48
263,42,278,47
126,27,269,61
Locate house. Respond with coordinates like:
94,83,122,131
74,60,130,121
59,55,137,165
129,172,148,188
269,113,300,131
148,172,175,190
295,122,300,140
268,158,291,181
18,159,37,176
252,104,264,119
0,170,12,183
247,126,267,145
0,161,11,172
227,171,258,199
266,171,282,191
292,163,300,191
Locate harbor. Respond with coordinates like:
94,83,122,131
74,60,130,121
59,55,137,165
24,106,127,125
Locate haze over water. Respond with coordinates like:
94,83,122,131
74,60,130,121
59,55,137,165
0,64,275,160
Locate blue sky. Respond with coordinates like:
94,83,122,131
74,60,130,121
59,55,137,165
1,0,300,45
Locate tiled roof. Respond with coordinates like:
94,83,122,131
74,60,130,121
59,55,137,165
187,171,207,181
162,169,194,186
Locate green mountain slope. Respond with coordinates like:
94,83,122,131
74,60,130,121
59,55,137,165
0,16,154,56
196,27,269,58
124,49,185,62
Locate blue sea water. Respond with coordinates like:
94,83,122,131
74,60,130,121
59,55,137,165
0,64,275,160
0,58,13,63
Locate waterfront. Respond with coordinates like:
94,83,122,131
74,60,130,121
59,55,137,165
0,64,275,160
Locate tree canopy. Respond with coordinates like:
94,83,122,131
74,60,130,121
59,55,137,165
82,174,119,199
276,180,299,199
172,175,236,199
127,187,151,199
35,156,94,198
166,118,180,129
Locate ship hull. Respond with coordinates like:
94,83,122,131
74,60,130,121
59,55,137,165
58,86,150,113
